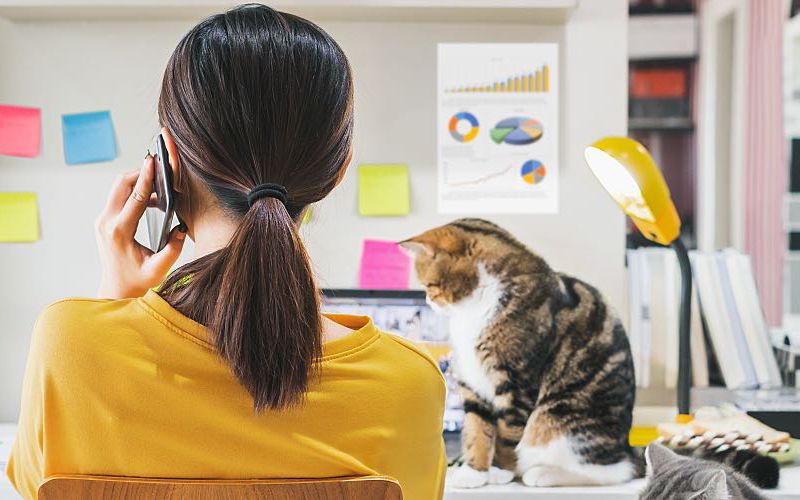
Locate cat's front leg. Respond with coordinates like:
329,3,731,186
450,387,496,488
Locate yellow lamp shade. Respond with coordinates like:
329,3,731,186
584,137,681,245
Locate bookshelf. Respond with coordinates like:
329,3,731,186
785,14,800,330
0,0,577,23
627,10,698,249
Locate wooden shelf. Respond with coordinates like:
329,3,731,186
628,13,698,61
0,0,577,23
629,5,694,16
628,116,694,132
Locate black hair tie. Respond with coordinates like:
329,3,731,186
247,183,288,208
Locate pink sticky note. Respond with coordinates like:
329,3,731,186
358,239,411,290
0,105,41,158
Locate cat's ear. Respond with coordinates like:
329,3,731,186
399,228,465,255
645,442,679,471
696,470,728,499
398,239,434,257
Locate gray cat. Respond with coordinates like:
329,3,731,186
641,443,766,500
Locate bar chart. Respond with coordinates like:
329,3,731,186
445,64,550,94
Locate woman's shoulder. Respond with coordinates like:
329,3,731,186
380,332,444,375
35,296,133,329
370,330,447,395
30,297,139,361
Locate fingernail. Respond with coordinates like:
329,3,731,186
178,223,188,233
176,231,186,240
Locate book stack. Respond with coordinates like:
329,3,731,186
626,248,782,390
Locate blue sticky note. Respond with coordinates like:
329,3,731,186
62,111,117,164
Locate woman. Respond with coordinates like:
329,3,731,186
6,5,446,499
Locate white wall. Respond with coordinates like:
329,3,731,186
0,0,628,421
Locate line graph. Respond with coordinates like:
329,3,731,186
446,164,513,187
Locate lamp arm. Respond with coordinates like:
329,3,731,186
670,237,693,417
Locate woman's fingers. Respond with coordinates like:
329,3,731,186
117,156,155,235
103,169,139,215
145,224,187,279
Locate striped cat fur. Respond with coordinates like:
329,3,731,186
400,218,640,488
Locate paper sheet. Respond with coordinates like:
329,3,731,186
62,111,117,164
358,239,410,290
0,192,39,242
358,164,410,216
437,43,559,214
0,105,41,158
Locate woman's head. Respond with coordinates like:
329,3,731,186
159,3,353,221
157,4,353,411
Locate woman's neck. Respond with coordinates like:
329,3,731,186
183,210,354,342
189,213,238,259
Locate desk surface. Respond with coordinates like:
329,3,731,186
1,424,799,499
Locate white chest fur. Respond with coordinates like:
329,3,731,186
445,265,502,403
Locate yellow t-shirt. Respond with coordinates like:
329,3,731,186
6,290,446,499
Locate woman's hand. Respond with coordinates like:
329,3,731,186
96,155,187,299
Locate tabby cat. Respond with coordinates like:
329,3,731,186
641,443,767,500
400,218,639,488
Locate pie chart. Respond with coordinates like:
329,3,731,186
520,160,546,185
491,117,544,145
449,111,480,143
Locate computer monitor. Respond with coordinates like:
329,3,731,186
321,289,464,432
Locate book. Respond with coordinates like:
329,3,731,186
661,248,708,388
645,249,668,389
690,283,709,388
722,250,782,387
627,249,644,386
690,252,752,389
664,249,679,389
714,253,759,387
627,249,653,387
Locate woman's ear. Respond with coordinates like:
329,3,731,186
160,126,183,193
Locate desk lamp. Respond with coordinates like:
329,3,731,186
584,137,692,423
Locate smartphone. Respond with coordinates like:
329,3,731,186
145,134,175,252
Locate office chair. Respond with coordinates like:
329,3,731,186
38,474,402,499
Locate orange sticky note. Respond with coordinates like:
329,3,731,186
0,105,41,158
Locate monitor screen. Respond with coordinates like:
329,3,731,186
321,289,464,432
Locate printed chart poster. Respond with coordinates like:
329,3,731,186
437,43,559,214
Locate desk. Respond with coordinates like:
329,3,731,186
0,424,16,499
443,465,800,499
1,425,799,499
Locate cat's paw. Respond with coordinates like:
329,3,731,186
488,466,515,485
521,465,557,487
450,465,489,488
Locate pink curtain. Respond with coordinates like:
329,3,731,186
743,0,787,326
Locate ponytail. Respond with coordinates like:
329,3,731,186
216,197,321,410
156,4,353,411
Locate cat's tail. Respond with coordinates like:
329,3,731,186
672,446,779,489
629,446,647,479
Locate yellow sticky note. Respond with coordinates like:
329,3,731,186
358,164,410,216
0,192,39,242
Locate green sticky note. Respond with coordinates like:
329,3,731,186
302,205,314,224
0,192,39,242
358,164,410,216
